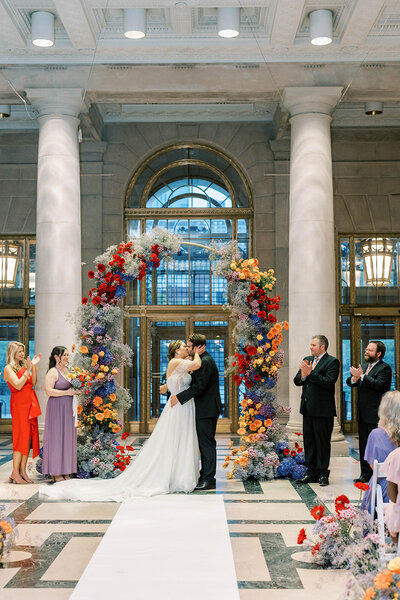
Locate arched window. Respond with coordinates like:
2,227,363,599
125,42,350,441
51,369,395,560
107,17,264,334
124,144,252,433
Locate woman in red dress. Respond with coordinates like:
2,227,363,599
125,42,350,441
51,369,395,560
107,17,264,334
4,342,41,484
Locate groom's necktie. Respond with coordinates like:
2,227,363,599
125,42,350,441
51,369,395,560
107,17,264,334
365,363,372,375
312,357,320,370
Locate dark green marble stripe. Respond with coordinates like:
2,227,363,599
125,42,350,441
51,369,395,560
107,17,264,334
4,532,103,588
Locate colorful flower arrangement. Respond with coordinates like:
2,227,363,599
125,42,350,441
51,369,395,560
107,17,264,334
353,557,400,600
0,509,16,562
297,485,376,570
211,249,290,480
114,431,135,473
71,227,181,478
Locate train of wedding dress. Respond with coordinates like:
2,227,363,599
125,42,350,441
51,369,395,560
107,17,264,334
39,359,199,501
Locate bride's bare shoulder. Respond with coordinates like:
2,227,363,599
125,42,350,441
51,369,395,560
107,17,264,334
167,358,185,377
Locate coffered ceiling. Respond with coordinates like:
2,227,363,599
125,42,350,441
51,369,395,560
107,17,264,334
0,0,400,134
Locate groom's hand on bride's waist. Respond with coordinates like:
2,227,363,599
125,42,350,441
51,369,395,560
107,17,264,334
170,395,178,407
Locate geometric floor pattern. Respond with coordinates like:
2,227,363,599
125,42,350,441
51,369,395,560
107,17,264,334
0,435,360,599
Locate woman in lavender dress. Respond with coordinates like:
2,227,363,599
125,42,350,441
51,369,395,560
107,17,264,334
361,391,397,513
42,347,78,482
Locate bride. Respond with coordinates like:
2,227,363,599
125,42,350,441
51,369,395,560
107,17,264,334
39,340,203,501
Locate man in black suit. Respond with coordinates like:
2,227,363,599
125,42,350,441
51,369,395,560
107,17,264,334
170,333,222,491
347,340,392,483
294,335,340,487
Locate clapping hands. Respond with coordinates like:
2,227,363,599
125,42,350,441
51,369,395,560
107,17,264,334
300,360,312,378
32,354,41,366
350,364,363,381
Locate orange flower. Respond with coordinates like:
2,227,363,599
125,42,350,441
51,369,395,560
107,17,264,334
0,521,13,534
95,413,104,421
239,457,248,467
80,346,89,354
112,425,121,433
283,321,289,330
374,570,392,590
227,472,233,480
253,419,262,428
237,427,246,435
264,419,272,427
231,448,238,456
71,344,76,353
77,405,83,415
96,373,105,379
109,393,116,402
388,557,400,574
249,423,258,431
103,409,112,419
363,589,375,600
98,351,104,357
93,396,102,407
229,440,233,449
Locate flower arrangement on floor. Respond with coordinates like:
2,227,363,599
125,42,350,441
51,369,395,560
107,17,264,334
71,228,181,478
212,248,290,480
297,483,377,572
0,509,17,562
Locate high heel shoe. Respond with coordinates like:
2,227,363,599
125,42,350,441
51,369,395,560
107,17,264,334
8,475,27,485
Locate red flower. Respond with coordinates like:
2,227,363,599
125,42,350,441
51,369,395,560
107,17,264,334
121,432,129,440
92,296,101,305
283,448,290,456
297,528,307,545
253,374,261,381
290,450,296,457
268,314,277,323
116,446,125,454
250,284,256,291
354,482,370,491
88,271,95,279
294,432,302,436
233,374,242,385
310,505,325,520
335,494,350,514
257,311,266,319
126,445,134,452
82,297,88,305
297,447,303,453
311,543,321,555
244,380,253,388
97,263,106,272
246,346,257,356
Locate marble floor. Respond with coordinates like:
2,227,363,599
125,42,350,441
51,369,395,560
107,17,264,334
0,435,360,599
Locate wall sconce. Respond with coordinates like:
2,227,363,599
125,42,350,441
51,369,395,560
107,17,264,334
361,238,394,287
0,241,22,288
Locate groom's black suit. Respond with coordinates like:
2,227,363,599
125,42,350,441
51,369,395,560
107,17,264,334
176,351,222,483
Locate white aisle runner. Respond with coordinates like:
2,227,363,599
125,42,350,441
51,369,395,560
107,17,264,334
70,495,240,600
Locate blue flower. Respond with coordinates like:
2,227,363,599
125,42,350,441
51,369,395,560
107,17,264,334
275,441,289,454
294,452,305,464
115,286,126,299
276,457,296,477
292,464,307,479
92,326,106,336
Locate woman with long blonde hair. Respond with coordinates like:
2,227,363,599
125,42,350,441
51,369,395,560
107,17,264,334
3,342,41,484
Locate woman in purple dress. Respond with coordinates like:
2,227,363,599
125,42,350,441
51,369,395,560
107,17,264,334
361,391,397,513
42,346,77,482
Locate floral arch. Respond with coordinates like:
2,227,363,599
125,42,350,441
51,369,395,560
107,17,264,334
49,228,303,482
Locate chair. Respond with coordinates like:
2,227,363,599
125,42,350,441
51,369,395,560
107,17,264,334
374,460,400,564
370,459,384,516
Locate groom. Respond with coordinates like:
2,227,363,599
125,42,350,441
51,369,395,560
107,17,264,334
170,333,222,491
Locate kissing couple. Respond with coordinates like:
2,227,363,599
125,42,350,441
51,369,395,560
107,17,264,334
40,333,222,501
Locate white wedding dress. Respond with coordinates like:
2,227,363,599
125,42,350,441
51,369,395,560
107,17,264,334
39,359,199,501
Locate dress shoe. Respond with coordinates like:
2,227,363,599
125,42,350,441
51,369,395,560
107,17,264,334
319,475,329,487
353,476,370,484
194,480,216,491
296,473,319,484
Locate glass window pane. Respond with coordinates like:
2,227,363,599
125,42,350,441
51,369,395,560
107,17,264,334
127,220,141,239
128,317,141,421
340,239,350,305
0,320,19,419
355,238,400,305
150,322,186,418
29,241,36,306
360,320,396,390
341,316,352,422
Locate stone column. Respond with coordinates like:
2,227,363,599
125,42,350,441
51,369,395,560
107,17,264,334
282,87,348,455
26,89,84,430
